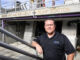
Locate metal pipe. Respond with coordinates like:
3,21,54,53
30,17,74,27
0,55,18,60
0,27,35,49
0,41,43,60
1,20,5,42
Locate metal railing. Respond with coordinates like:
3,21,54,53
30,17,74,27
0,27,43,60
0,0,80,14
0,41,42,60
0,27,35,49
0,0,80,15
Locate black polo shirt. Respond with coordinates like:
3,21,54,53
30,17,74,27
34,32,75,60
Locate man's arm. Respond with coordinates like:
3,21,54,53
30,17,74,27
32,41,43,54
67,53,75,60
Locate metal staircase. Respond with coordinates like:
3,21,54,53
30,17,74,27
0,27,43,60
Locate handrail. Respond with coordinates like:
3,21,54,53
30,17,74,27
0,27,43,59
0,41,43,60
0,27,35,49
0,55,18,60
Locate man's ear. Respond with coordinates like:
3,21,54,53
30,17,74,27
54,25,56,28
44,25,45,28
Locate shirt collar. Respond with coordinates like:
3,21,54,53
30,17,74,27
45,31,57,40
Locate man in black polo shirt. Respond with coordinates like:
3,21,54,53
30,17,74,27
32,19,75,60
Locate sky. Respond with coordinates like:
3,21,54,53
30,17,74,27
1,0,29,9
1,0,64,9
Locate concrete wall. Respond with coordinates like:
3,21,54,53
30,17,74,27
5,24,18,43
0,21,25,44
62,21,77,48
0,20,34,44
23,21,38,56
23,21,34,43
0,21,17,43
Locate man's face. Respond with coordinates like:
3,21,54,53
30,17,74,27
44,20,55,34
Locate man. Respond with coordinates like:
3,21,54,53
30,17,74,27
32,19,75,60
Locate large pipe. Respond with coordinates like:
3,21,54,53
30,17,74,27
0,41,43,60
0,27,35,49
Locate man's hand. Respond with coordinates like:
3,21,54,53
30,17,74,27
32,41,43,54
36,44,43,54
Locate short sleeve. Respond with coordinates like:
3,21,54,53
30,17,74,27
63,35,75,55
33,36,40,44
